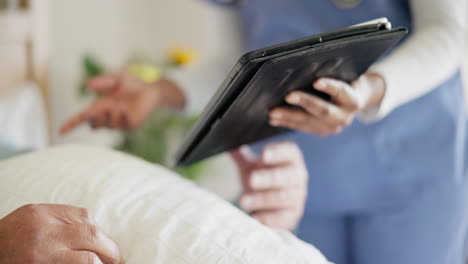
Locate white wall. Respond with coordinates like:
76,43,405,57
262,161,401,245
49,0,243,199
50,0,242,144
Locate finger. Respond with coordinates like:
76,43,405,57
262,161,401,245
117,106,131,130
90,107,111,129
261,142,303,165
60,110,93,135
252,208,301,230
230,145,258,170
120,106,131,131
54,250,104,264
314,78,360,110
270,108,341,136
87,74,120,93
285,91,351,126
249,166,307,191
240,187,306,212
108,108,123,129
60,98,111,134
63,224,122,264
47,204,97,225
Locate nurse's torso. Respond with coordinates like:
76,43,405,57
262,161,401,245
238,0,466,213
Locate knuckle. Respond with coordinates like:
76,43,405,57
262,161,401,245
19,205,47,235
84,223,100,241
21,204,42,215
79,208,94,223
301,97,314,109
319,105,330,117
349,101,360,111
335,85,345,99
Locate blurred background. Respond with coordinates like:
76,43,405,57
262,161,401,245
0,0,467,199
0,0,246,199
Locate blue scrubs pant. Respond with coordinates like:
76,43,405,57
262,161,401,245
299,179,468,264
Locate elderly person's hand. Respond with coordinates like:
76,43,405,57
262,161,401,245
269,72,386,136
231,142,308,231
60,73,185,134
0,204,122,264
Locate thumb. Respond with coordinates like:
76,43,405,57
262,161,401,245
230,145,257,171
87,74,120,93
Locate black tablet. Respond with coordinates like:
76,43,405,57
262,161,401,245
174,19,407,166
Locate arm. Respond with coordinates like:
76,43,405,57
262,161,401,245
363,0,468,121
60,4,242,133
270,0,467,135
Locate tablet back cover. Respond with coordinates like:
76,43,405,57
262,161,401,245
176,29,406,166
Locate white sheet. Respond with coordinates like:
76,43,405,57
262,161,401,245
0,83,48,150
0,145,331,264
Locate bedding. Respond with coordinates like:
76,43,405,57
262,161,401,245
0,145,330,264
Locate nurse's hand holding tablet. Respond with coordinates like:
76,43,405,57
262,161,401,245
270,72,386,136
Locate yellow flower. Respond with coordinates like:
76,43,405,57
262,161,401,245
127,63,162,83
169,47,199,66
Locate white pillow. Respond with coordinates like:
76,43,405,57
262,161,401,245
0,145,330,264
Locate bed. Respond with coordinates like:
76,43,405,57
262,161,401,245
0,145,332,263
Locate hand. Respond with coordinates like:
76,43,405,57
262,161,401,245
0,204,122,264
60,73,185,134
231,142,308,231
269,72,386,136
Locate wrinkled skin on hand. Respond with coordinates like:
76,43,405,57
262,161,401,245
0,204,122,264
